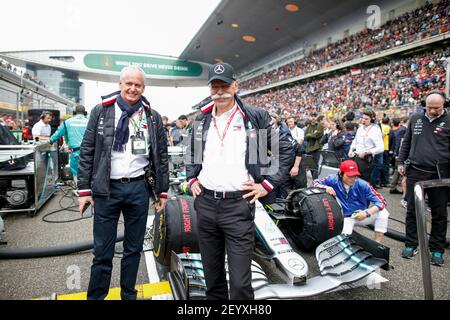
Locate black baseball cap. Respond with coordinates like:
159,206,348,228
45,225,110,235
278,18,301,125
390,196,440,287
208,62,236,85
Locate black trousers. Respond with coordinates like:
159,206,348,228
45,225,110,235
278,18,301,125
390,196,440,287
88,180,150,300
354,156,372,183
405,166,448,253
307,150,321,180
279,162,307,198
194,193,255,300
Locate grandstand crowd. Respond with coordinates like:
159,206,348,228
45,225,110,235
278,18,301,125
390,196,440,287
240,0,449,91
242,46,449,123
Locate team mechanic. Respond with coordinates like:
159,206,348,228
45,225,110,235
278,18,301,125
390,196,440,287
49,104,88,186
77,65,169,299
398,90,450,265
186,62,295,300
313,160,389,243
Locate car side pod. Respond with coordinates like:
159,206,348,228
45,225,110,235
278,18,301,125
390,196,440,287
254,201,309,285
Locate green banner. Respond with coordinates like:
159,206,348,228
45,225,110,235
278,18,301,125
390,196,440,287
84,53,203,77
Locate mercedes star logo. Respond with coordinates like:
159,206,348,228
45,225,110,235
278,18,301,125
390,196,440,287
214,65,225,74
288,258,304,270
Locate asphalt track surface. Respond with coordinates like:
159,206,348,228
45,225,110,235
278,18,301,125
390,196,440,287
0,184,449,300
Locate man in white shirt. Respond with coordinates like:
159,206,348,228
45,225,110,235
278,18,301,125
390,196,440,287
187,62,294,300
31,111,53,142
349,110,384,182
287,116,304,145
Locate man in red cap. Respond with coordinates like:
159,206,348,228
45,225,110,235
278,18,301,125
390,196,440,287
313,160,389,243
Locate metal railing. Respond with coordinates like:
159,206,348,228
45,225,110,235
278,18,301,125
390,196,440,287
414,178,450,300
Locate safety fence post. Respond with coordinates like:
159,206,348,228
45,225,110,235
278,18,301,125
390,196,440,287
414,179,450,300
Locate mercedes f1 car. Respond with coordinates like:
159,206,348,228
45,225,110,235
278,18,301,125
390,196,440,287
151,187,390,300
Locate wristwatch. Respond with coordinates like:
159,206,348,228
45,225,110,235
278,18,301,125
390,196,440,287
364,210,371,218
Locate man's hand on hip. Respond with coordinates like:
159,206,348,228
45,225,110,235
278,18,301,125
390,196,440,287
241,181,269,204
190,181,202,198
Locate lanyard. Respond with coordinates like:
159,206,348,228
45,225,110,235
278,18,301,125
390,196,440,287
129,109,144,135
212,107,240,147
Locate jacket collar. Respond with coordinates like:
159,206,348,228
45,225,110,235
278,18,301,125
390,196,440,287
101,90,151,111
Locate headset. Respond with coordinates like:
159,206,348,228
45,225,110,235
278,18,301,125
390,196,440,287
40,111,53,120
362,110,377,123
421,90,449,109
370,111,377,123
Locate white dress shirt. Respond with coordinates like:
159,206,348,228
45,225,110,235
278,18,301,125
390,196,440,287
290,126,304,143
350,124,384,155
110,103,150,179
32,120,51,137
197,103,252,191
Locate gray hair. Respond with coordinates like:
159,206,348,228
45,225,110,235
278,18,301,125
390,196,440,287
120,65,146,81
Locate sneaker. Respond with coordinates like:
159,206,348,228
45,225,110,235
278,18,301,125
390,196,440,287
401,246,418,259
400,199,407,209
431,251,444,266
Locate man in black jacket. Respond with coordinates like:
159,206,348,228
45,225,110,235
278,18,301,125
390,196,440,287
186,62,295,299
398,90,450,266
77,65,169,299
304,112,324,179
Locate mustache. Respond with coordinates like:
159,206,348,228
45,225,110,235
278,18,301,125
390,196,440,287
211,93,233,100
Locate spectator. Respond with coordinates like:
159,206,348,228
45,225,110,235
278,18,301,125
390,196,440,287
325,118,346,161
389,118,407,194
170,121,182,146
240,0,449,91
342,121,356,160
304,112,324,179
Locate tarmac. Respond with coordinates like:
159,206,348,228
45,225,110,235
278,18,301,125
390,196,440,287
0,183,449,300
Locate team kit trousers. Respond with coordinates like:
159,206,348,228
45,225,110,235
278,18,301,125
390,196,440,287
194,190,255,300
404,166,448,253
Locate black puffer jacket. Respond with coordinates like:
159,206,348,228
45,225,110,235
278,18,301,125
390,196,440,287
77,91,169,197
186,95,295,199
